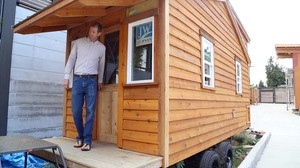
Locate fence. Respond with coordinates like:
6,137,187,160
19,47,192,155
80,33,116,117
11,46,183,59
258,86,294,104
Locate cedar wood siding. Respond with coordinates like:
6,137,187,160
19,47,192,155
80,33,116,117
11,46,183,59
168,0,250,165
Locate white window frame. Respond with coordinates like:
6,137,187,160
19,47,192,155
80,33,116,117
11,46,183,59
236,60,242,94
127,16,154,84
201,36,214,88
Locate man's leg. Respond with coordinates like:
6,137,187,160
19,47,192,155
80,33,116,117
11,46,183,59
83,77,97,145
72,76,85,142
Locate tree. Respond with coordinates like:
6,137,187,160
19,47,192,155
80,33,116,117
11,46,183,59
265,56,285,87
258,80,265,88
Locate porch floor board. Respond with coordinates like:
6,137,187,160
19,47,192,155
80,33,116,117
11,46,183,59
40,137,162,168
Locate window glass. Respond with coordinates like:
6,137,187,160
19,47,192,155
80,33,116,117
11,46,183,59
127,17,154,84
202,36,214,88
236,61,242,93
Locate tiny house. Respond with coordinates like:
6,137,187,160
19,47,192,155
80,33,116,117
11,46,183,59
276,44,299,109
14,0,251,167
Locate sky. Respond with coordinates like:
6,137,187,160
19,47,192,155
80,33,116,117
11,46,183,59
229,0,300,85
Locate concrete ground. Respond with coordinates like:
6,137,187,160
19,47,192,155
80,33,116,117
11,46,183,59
250,103,300,168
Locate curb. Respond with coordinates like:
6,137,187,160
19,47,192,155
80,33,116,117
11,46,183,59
238,132,271,168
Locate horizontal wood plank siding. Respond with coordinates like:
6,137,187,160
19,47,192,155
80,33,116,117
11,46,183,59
168,0,250,165
122,86,159,155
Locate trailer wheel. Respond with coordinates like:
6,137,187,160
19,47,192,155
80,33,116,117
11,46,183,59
218,141,233,168
199,150,220,168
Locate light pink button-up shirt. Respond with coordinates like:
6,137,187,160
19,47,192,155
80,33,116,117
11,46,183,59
64,37,106,83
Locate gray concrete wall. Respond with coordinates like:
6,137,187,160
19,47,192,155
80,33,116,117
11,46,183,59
7,6,66,138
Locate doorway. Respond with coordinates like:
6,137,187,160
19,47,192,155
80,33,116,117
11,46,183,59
97,30,119,143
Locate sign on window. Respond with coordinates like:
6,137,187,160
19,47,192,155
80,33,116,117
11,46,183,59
136,22,152,47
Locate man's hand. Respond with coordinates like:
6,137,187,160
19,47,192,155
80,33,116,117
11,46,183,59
98,83,103,91
64,79,69,89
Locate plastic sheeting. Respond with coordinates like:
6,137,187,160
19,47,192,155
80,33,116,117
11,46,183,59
0,153,48,168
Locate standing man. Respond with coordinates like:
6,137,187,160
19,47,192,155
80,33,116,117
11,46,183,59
64,22,105,151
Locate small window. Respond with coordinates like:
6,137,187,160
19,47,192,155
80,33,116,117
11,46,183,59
127,17,154,84
201,36,214,88
236,61,242,94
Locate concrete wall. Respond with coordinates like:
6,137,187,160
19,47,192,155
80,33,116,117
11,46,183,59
7,6,66,138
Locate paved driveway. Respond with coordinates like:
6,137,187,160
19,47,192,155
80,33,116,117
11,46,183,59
251,103,300,168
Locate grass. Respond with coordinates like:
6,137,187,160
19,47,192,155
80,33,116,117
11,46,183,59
232,130,262,168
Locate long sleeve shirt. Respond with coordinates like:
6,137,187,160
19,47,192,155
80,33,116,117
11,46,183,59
64,37,106,83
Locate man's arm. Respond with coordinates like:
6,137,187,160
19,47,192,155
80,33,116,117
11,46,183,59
98,46,106,90
64,41,77,89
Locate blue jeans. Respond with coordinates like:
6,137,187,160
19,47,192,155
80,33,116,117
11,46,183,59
72,76,97,145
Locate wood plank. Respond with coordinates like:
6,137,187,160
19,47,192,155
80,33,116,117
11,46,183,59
123,130,158,144
169,116,245,143
169,125,248,165
169,107,247,121
169,118,246,155
124,120,158,133
123,140,159,155
169,99,249,110
123,100,159,110
41,138,162,168
65,130,77,139
117,9,127,147
170,111,246,132
169,87,250,102
170,55,201,74
123,110,158,121
55,7,107,17
123,86,159,100
170,77,201,90
170,66,201,83
78,0,144,6
66,123,76,131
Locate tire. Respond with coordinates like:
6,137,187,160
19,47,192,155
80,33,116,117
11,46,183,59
199,150,220,168
218,141,233,168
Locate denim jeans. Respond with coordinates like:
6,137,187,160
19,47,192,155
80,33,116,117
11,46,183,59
72,76,97,145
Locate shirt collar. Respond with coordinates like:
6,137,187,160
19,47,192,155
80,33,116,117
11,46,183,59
85,37,99,44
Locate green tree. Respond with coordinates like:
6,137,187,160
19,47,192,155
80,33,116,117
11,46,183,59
258,80,265,88
265,56,285,87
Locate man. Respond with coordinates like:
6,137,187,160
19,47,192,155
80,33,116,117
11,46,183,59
64,22,105,151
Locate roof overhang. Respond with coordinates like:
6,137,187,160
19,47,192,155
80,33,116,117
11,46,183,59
13,0,145,34
275,44,300,59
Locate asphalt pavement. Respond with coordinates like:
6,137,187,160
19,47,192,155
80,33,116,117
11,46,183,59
250,103,300,168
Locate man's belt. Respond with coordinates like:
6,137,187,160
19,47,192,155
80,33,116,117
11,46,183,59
74,74,97,78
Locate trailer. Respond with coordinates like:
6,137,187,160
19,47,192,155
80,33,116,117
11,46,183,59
13,0,251,167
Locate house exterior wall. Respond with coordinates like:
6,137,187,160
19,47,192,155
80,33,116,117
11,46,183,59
168,0,250,165
7,6,66,138
293,54,300,109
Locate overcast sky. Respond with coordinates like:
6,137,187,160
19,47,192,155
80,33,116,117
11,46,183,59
229,0,299,85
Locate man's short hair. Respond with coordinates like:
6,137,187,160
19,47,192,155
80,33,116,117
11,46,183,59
91,22,103,33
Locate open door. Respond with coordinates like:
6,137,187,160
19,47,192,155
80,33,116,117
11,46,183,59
97,30,119,144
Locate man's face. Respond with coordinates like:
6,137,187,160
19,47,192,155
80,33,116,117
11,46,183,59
88,26,101,42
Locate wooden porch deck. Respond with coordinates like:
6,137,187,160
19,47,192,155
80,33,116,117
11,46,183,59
36,137,162,168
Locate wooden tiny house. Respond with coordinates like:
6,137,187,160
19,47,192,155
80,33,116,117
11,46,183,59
14,0,251,167
276,44,300,109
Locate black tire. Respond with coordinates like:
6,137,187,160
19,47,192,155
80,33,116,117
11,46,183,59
199,150,220,168
218,141,233,168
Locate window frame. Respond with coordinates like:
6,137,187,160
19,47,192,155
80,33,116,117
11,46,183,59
236,60,242,94
201,36,215,88
127,16,154,84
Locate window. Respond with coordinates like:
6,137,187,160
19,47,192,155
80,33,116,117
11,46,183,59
236,61,242,94
127,17,154,84
201,36,214,88
103,31,119,84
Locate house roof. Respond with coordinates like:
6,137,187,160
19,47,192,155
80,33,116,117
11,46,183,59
13,0,251,63
276,44,300,59
13,0,145,34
